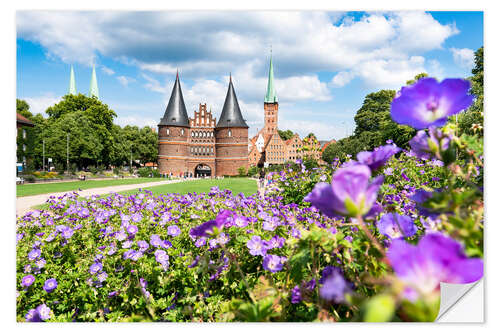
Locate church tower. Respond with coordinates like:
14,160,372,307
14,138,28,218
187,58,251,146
264,55,278,135
69,65,76,95
215,75,249,176
158,72,191,176
89,64,99,99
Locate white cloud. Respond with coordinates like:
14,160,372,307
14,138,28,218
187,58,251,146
280,119,344,141
330,71,355,87
17,11,459,90
116,75,136,87
355,56,427,88
451,47,475,70
115,115,157,128
22,94,60,115
101,65,115,75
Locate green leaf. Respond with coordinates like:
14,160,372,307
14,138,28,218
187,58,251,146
363,294,396,322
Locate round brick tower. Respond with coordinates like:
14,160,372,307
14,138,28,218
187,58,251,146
215,76,249,176
158,72,190,177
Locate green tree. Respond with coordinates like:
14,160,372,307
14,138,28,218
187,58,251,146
406,72,429,85
17,99,33,119
459,46,483,136
278,129,294,141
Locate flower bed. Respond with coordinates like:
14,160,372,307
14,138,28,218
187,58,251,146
16,77,483,322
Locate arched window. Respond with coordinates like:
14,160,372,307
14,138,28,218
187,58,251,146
191,131,194,137
166,128,170,136
181,129,185,136
228,129,232,137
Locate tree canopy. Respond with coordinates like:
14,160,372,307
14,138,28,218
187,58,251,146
278,129,294,141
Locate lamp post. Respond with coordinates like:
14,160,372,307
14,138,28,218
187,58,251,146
42,139,45,172
66,133,70,175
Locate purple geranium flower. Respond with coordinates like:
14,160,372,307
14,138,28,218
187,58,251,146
190,217,225,237
357,144,401,171
22,274,35,288
388,233,483,299
25,308,41,322
28,249,41,261
137,240,149,250
391,78,474,129
409,127,451,160
167,225,181,237
43,278,58,293
304,164,383,217
291,285,302,304
150,234,162,247
319,267,350,303
126,224,138,235
246,236,267,256
155,249,169,265
89,262,103,275
376,213,417,239
36,304,51,321
233,215,249,228
262,254,285,273
131,213,142,223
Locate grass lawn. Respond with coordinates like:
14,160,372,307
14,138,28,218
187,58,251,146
118,178,258,197
17,178,164,197
29,178,258,211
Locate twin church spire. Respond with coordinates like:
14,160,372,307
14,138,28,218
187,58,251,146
68,64,99,99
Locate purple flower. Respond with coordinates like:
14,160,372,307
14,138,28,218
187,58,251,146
137,240,149,250
43,278,58,293
28,249,41,261
319,268,350,303
115,229,127,241
155,249,169,265
410,127,452,161
150,234,162,247
233,215,249,228
384,167,394,176
263,254,285,273
194,237,206,247
35,258,46,269
25,308,41,322
126,224,138,235
97,271,108,282
89,262,103,275
246,236,267,256
357,144,401,171
123,249,136,260
131,213,142,223
61,227,74,239
122,240,133,249
36,304,51,320
22,275,35,288
376,213,417,239
388,233,483,299
167,225,181,237
391,78,474,129
304,164,383,218
190,218,224,238
291,285,302,304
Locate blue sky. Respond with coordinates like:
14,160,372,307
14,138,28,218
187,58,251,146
16,11,483,140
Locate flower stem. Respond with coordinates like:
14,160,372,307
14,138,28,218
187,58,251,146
356,215,389,265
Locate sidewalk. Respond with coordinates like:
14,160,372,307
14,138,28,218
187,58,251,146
16,178,193,217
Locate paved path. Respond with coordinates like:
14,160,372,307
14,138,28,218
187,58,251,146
16,178,193,217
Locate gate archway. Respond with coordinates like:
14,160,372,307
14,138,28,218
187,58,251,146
194,164,211,177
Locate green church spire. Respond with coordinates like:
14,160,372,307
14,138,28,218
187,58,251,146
89,64,99,99
264,55,277,103
69,65,76,95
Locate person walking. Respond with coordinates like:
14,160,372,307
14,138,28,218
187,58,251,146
259,169,265,189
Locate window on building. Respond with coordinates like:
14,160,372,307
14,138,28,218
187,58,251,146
23,129,26,139
166,128,170,136
228,129,232,137
23,144,26,152
181,129,185,136
191,131,194,137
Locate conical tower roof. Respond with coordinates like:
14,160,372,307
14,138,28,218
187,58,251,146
216,76,248,128
159,72,190,127
264,55,278,103
89,64,99,99
69,65,76,95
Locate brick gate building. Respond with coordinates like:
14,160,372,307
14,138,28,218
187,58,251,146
157,72,248,177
